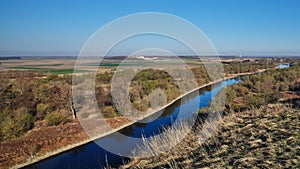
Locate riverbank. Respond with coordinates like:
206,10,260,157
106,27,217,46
9,68,274,169
121,65,300,168
121,103,300,168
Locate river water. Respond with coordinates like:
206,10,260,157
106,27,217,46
24,78,241,169
23,63,292,169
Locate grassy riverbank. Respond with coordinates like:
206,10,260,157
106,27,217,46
122,103,300,168
121,65,300,168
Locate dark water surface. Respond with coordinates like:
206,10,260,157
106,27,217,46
24,78,240,169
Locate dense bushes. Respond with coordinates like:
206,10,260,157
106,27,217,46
200,63,300,115
0,107,33,140
224,59,276,74
0,72,73,140
224,65,300,113
0,58,297,141
129,69,180,111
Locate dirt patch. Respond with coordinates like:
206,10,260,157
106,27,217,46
0,117,130,169
282,91,300,100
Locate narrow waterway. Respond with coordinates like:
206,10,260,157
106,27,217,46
23,64,290,169
24,77,240,169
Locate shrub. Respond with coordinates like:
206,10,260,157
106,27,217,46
0,108,33,140
142,81,157,95
16,108,33,130
96,71,113,84
45,111,67,126
1,117,18,140
198,107,209,115
46,74,59,81
243,80,253,89
0,109,10,122
36,103,54,120
101,106,119,118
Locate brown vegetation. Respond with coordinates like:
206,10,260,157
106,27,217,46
123,104,300,169
0,58,287,168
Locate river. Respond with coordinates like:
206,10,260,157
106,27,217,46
23,64,292,169
23,77,241,169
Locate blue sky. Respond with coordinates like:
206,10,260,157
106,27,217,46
1,0,300,56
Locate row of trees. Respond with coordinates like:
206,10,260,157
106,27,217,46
224,59,276,74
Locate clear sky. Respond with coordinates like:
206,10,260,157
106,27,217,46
1,0,300,56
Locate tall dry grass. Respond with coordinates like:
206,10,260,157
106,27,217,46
121,104,300,169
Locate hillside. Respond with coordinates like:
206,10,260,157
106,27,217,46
122,65,300,168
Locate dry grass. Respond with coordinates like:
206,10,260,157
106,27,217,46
122,104,300,169
131,119,197,158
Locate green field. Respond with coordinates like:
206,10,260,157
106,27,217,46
9,66,92,74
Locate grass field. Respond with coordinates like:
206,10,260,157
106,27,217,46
8,66,92,74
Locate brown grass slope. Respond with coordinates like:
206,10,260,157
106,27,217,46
122,104,300,169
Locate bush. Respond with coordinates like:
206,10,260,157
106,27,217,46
36,103,54,120
1,117,17,140
96,71,113,84
243,80,253,89
0,108,33,140
0,109,10,122
16,108,33,130
101,106,118,118
198,107,209,114
46,74,59,81
45,111,67,126
142,81,157,95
